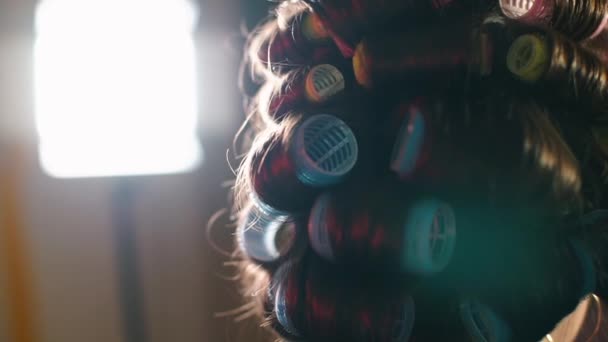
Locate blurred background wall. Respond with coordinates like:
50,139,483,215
0,0,273,341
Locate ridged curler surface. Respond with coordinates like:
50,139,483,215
250,114,358,212
292,114,359,187
269,64,348,120
459,299,512,342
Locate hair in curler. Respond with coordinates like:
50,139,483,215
236,202,307,265
388,100,490,188
385,93,584,212
235,2,608,341
389,103,437,180
270,258,416,341
268,64,350,119
249,113,359,212
506,30,608,121
270,262,302,339
258,11,336,68
500,0,608,42
308,188,457,275
304,0,492,57
351,17,486,90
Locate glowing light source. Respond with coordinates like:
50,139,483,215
34,0,202,178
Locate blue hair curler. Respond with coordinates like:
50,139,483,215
460,299,512,342
390,107,426,177
292,114,358,187
402,199,457,275
391,296,416,342
275,284,301,337
237,196,296,263
307,192,335,262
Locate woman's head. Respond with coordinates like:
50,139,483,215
232,1,608,341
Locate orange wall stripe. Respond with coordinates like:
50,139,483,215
0,144,38,342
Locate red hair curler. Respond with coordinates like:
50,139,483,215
258,12,336,68
388,101,480,187
271,259,416,341
268,64,351,119
305,0,491,57
308,189,457,276
351,17,484,89
251,114,359,212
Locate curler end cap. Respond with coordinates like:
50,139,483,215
391,297,416,342
237,199,294,263
292,114,358,187
308,193,335,261
305,64,346,103
238,219,296,263
274,221,297,258
353,41,373,88
402,199,456,275
507,34,550,83
460,299,511,342
390,107,426,177
500,0,553,24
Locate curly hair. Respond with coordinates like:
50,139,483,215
231,0,608,341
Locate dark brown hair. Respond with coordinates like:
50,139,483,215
232,1,608,341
